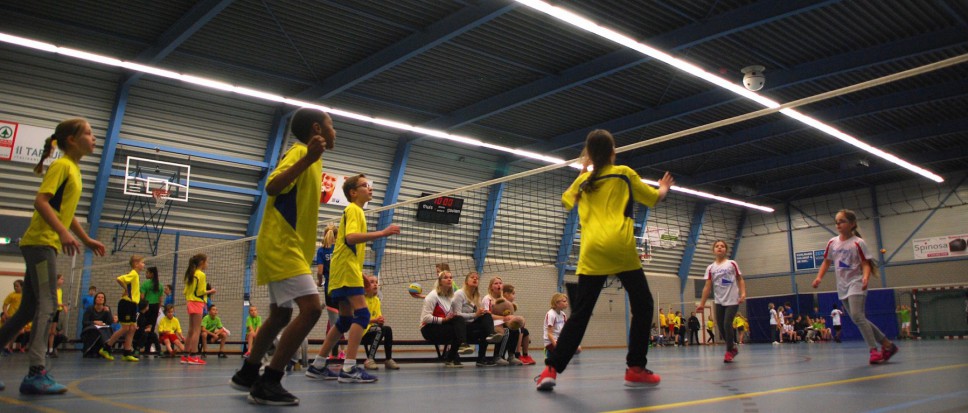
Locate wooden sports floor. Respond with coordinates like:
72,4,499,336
1,340,965,413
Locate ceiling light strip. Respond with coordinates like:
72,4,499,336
514,0,949,183
0,31,773,211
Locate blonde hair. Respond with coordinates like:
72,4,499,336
486,276,503,299
130,255,144,268
462,272,481,307
434,271,454,298
550,293,567,309
322,224,337,248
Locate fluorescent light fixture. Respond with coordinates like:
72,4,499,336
0,31,775,211
514,0,944,183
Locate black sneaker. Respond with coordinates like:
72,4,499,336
218,352,228,359
248,380,298,406
230,369,259,392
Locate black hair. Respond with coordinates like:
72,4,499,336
290,108,329,142
146,266,161,294
578,129,615,195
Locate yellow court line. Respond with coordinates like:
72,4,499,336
65,378,169,413
603,363,968,413
0,396,66,413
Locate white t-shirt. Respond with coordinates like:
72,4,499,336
831,309,843,326
769,308,778,325
482,295,504,327
704,260,742,306
543,308,566,346
823,235,874,300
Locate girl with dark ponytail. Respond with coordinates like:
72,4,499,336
538,129,674,391
182,253,215,365
0,118,106,394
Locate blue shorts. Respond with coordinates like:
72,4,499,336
329,287,365,304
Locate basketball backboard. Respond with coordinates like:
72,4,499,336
123,156,190,202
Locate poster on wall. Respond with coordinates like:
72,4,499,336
0,120,62,164
320,172,350,206
912,234,968,260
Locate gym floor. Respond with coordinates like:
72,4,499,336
1,340,965,412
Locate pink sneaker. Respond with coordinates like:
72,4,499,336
881,344,898,362
869,348,885,365
724,351,734,363
535,366,557,391
624,366,660,387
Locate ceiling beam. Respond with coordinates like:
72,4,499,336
615,27,968,167
408,0,838,138
692,117,968,185
756,147,968,197
293,0,516,101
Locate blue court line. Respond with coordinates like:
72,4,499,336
863,390,968,413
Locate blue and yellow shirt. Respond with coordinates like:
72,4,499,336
561,164,660,275
21,157,82,251
118,269,141,303
329,203,366,291
256,143,322,284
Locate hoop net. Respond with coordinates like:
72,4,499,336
151,189,170,209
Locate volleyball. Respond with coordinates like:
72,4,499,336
407,282,423,297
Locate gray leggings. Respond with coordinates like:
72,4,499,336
843,294,886,348
0,246,58,368
714,304,738,352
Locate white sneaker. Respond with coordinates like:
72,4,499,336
458,345,474,355
772,341,780,345
493,357,509,366
385,359,400,370
363,359,379,370
509,357,523,366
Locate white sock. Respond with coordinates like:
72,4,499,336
312,355,327,369
342,359,356,372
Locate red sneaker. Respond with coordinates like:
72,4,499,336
624,366,660,387
520,355,536,365
180,356,190,364
188,356,207,365
880,344,898,362
869,348,885,365
724,351,734,363
535,366,557,391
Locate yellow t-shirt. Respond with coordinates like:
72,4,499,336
365,294,382,331
118,269,141,303
184,269,207,303
658,313,667,327
4,292,22,316
158,316,182,335
561,164,660,275
732,317,746,329
256,143,322,285
56,288,63,311
329,203,367,291
21,157,83,251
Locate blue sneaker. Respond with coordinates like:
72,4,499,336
305,364,339,380
19,371,67,395
337,366,377,383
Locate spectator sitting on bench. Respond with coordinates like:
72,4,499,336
420,270,466,367
201,304,229,358
452,271,503,367
361,275,399,370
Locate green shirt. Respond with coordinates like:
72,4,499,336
898,308,911,323
201,314,223,332
140,279,163,305
246,315,262,333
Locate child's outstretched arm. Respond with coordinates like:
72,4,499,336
346,224,400,245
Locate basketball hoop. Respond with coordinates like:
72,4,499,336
151,189,170,209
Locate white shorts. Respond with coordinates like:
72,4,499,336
901,322,910,329
267,274,318,308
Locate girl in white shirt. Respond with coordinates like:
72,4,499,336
697,240,746,363
813,209,898,364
